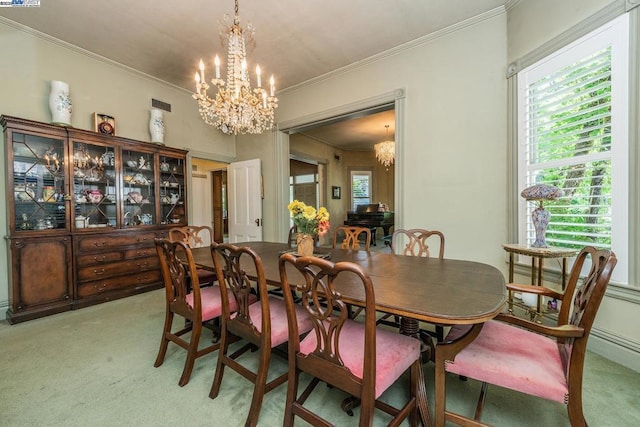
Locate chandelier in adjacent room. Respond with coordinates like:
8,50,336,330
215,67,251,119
374,124,395,168
193,0,278,135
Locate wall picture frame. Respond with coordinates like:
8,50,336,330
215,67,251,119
332,186,341,199
93,113,116,136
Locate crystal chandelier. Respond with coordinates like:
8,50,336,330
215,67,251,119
193,0,278,135
374,125,395,168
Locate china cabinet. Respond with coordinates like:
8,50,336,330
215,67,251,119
2,115,188,323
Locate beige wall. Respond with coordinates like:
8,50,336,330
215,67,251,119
276,12,508,269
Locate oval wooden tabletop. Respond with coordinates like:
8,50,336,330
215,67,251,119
190,241,506,325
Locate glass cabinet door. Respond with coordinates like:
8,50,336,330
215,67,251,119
122,148,156,227
11,132,67,232
159,155,186,225
72,141,117,230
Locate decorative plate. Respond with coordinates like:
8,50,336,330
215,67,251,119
98,121,115,135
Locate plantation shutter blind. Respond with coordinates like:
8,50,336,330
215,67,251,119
522,46,613,249
517,13,629,284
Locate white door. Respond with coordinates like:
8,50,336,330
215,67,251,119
227,159,262,242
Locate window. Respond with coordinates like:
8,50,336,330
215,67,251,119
517,14,629,284
351,171,372,210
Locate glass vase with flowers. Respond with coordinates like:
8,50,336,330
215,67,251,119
287,200,330,256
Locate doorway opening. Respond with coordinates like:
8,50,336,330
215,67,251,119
191,157,228,243
276,88,405,243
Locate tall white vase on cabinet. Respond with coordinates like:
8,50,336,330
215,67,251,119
149,108,165,144
49,80,72,126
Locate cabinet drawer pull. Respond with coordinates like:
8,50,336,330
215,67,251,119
137,274,149,282
136,251,148,257
94,255,107,262
93,268,106,276
93,240,107,247
137,236,149,242
136,261,148,268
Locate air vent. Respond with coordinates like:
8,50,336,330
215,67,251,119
151,98,171,112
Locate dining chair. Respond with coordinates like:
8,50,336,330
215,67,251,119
153,238,227,387
168,225,217,286
208,242,313,427
332,225,372,318
332,225,371,251
379,228,446,342
443,246,617,426
279,253,422,427
390,228,445,258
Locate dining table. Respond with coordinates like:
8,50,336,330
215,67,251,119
189,241,506,426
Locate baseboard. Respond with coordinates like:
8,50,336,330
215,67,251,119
588,327,640,373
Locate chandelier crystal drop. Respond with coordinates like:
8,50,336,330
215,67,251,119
374,125,395,168
192,0,278,135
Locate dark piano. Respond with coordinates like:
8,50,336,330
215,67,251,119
344,203,394,245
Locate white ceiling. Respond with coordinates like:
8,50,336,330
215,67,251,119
0,0,508,149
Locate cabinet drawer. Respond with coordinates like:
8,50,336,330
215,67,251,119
123,247,157,259
77,269,163,298
76,257,159,281
76,232,157,251
76,251,122,265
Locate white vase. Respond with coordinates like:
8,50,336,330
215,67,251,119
49,80,72,126
149,108,165,144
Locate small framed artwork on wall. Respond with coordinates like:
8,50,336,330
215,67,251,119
332,186,341,199
93,113,116,136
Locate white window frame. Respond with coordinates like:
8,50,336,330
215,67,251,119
516,14,629,284
350,170,372,210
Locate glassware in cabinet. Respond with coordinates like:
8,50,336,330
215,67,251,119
122,148,156,226
11,131,67,232
159,155,185,224
72,141,117,229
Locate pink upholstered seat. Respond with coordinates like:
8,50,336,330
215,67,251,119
248,295,312,348
187,285,255,322
446,320,568,402
208,243,313,427
279,253,423,426
442,247,617,425
300,318,420,398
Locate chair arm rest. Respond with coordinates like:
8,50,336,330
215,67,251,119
506,282,564,300
495,313,585,338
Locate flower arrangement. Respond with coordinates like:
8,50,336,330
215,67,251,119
287,200,330,236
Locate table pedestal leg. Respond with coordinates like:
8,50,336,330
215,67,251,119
401,318,433,425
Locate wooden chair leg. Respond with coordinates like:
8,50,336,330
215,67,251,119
474,382,488,421
567,391,587,427
245,349,272,427
154,312,173,367
209,329,230,399
178,322,202,387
